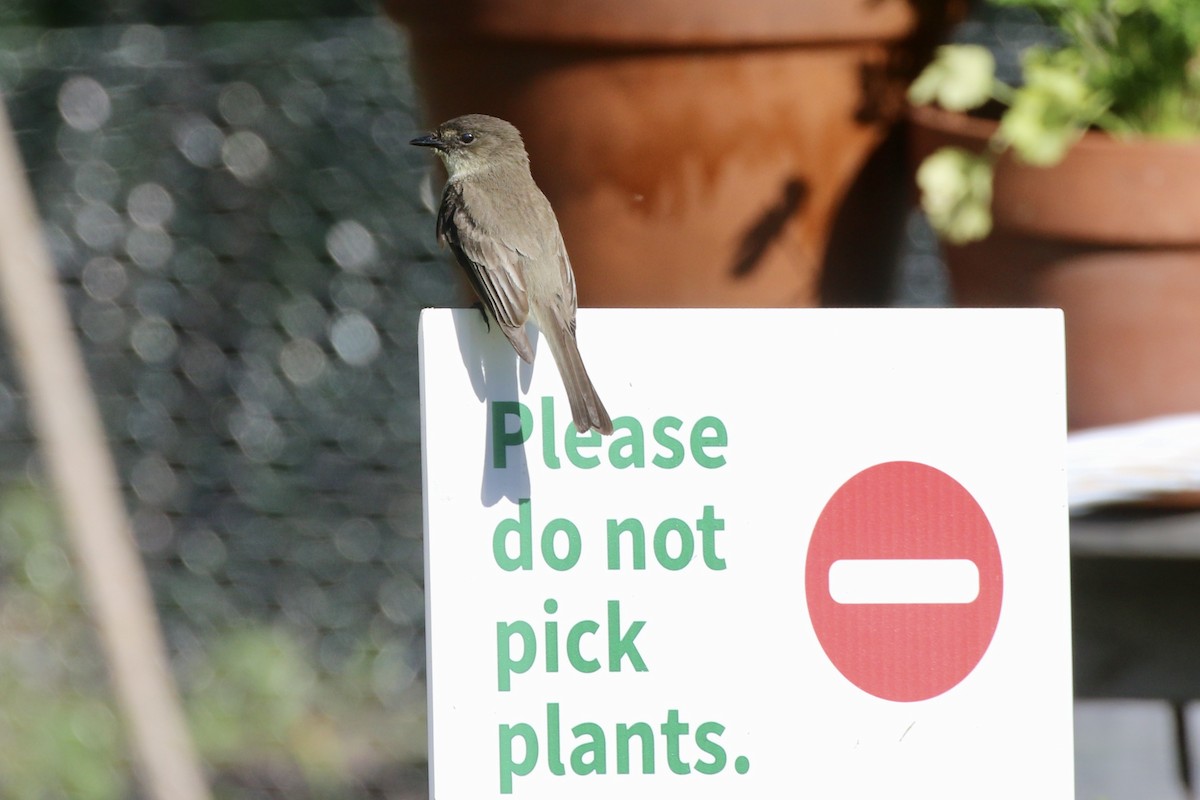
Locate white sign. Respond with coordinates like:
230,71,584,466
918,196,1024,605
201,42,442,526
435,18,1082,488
419,308,1073,800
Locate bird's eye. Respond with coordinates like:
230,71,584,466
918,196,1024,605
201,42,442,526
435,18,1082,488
459,132,475,144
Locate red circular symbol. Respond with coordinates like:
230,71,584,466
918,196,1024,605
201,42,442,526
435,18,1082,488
806,461,1003,702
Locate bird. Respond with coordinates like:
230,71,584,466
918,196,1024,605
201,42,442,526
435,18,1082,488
411,113,613,435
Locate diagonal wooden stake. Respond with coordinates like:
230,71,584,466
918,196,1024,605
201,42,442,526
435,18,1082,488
0,94,211,800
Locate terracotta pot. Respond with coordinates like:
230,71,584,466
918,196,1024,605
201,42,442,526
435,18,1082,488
910,104,1200,430
387,0,960,307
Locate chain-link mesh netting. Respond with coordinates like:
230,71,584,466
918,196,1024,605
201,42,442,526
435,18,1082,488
0,17,457,798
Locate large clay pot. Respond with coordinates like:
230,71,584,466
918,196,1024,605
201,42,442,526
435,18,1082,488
388,0,959,307
910,103,1200,430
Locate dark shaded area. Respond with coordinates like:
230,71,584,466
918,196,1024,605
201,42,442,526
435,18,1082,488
818,0,955,307
1071,516,1200,797
1073,552,1200,701
1071,508,1200,793
820,125,910,306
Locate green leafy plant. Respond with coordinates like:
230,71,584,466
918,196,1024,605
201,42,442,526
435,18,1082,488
909,0,1200,242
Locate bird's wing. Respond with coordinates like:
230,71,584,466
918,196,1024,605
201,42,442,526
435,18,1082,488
553,229,579,334
437,182,534,361
487,177,578,334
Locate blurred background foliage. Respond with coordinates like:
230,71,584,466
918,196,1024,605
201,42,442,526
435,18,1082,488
0,6,448,797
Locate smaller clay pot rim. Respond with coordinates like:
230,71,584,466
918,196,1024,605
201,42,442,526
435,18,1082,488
909,103,1200,246
909,103,1200,155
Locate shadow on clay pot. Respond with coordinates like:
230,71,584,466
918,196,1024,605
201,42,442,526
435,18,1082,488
730,178,809,280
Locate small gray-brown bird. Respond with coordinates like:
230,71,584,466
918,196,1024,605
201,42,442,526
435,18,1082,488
411,114,613,435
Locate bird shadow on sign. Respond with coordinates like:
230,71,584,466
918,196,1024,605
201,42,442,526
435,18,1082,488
451,308,535,506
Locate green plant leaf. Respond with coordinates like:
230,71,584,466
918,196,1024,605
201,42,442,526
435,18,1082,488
908,45,998,112
991,0,1200,137
1000,52,1104,164
916,147,995,243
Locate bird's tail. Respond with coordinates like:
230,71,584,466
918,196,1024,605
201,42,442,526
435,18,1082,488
542,319,613,435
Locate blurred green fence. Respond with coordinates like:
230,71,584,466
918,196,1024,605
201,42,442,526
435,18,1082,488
0,17,454,799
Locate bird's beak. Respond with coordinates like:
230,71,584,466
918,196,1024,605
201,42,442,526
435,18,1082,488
410,133,445,151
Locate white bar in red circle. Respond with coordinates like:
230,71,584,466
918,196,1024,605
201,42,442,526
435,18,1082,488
828,559,980,605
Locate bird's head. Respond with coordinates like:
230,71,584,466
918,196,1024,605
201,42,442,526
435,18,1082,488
410,114,529,179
